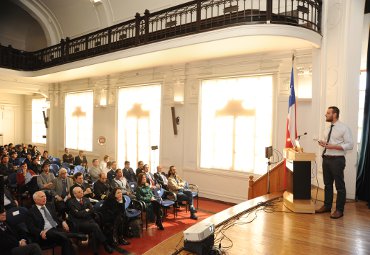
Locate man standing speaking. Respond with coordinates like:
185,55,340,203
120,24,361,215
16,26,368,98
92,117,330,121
316,106,353,219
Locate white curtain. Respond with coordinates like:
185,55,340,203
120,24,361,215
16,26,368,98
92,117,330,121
65,91,93,151
200,76,273,175
117,85,161,169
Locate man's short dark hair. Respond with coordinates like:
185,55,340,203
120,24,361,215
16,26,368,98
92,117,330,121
124,161,130,165
328,106,340,118
74,172,83,179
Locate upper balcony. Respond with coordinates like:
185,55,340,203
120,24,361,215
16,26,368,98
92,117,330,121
0,0,322,72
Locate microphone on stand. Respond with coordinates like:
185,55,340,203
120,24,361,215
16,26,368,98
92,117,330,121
297,132,307,140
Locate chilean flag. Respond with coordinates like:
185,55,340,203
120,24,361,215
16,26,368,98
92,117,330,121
285,67,297,148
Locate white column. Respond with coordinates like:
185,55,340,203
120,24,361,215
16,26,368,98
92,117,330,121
320,0,365,199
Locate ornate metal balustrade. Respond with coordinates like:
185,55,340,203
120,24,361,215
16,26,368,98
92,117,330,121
0,0,321,71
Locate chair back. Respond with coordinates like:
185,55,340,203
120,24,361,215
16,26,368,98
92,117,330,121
49,164,60,176
74,165,85,174
7,172,17,188
50,157,61,166
14,157,25,166
153,187,164,198
129,182,137,192
123,195,131,209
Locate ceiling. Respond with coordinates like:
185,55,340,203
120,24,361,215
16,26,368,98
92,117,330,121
0,1,322,95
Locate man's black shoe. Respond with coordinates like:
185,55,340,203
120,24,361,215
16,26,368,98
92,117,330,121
119,237,131,245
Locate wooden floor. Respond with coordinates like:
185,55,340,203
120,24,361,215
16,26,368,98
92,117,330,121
146,190,370,255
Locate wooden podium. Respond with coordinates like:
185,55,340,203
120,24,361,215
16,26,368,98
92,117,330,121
283,148,316,213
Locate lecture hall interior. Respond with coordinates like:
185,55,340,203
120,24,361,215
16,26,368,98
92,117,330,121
0,0,369,254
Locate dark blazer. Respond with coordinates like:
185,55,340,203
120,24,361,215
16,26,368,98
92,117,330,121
68,197,94,225
70,183,93,198
145,172,157,186
0,222,27,255
26,202,61,241
93,180,111,200
100,198,126,224
4,187,17,209
123,167,137,183
136,168,144,176
74,156,87,166
154,172,168,189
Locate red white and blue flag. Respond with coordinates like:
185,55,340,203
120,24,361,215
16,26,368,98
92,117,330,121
285,66,297,148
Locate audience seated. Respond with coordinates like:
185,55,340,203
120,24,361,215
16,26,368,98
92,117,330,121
30,146,40,158
74,150,88,168
62,148,74,164
99,155,110,173
40,150,52,165
52,168,73,217
8,151,18,166
24,153,32,169
143,164,159,190
168,166,198,220
0,154,15,177
68,187,114,255
19,145,29,158
37,162,56,199
135,161,144,176
93,173,112,200
154,165,168,190
4,186,18,211
0,210,43,255
100,187,130,246
69,172,94,199
29,156,41,174
136,173,164,230
88,159,102,183
16,162,38,195
123,160,137,183
111,169,135,199
107,161,117,182
26,191,77,255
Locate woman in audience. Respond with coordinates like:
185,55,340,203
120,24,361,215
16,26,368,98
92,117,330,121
100,187,130,246
136,173,164,230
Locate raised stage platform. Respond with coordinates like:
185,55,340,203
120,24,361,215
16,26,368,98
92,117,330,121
145,191,370,255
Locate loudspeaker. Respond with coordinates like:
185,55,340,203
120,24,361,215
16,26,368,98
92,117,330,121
42,110,49,129
171,107,178,135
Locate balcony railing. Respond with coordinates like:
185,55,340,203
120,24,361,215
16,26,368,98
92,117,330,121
0,0,321,71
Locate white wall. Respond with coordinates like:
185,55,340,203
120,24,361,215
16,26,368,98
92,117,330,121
0,93,25,145
33,50,314,204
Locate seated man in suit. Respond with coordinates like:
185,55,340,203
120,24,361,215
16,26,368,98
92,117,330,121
123,161,137,183
107,161,117,182
143,164,159,190
0,154,15,177
26,191,77,255
62,148,74,164
154,165,168,190
70,172,94,199
135,161,144,176
69,187,114,255
0,210,42,255
93,172,112,200
52,168,74,218
74,150,88,168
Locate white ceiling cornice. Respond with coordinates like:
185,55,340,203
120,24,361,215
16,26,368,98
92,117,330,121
14,0,63,45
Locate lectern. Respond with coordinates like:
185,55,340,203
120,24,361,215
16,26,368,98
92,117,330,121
283,148,316,213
